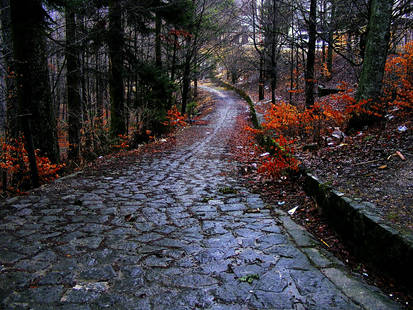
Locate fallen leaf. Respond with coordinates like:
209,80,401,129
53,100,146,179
288,206,298,215
396,151,406,161
245,208,260,213
321,239,330,247
378,165,387,169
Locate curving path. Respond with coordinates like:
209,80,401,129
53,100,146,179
0,85,401,309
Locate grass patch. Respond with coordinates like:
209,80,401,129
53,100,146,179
219,187,238,194
238,274,260,284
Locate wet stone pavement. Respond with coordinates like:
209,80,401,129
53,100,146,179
0,86,402,309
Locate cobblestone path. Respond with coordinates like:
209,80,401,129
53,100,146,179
0,86,401,309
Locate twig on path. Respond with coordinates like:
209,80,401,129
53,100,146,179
353,159,381,166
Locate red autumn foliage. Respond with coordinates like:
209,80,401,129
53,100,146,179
256,134,299,178
247,42,413,178
383,42,413,113
0,136,65,193
112,134,130,150
162,105,187,129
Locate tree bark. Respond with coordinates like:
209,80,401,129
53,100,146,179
258,56,265,101
0,0,18,138
95,48,103,122
108,0,126,137
349,0,393,128
305,0,317,109
155,12,162,69
10,0,59,165
181,38,192,115
327,0,335,75
193,49,198,98
0,0,11,188
270,0,278,105
65,8,81,161
170,33,178,82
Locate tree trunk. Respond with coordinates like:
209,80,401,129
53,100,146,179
322,40,325,64
181,39,192,115
65,8,81,161
290,34,294,105
305,0,317,109
170,33,178,82
10,0,59,165
321,0,326,64
155,12,162,69
259,55,265,101
270,45,278,104
327,0,335,76
0,0,18,138
270,0,279,105
270,58,277,104
108,0,126,137
349,0,393,128
0,0,11,190
231,71,237,84
193,50,198,98
95,48,103,122
81,29,88,124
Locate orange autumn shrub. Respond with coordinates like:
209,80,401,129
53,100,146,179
248,94,346,177
262,102,300,136
383,41,413,112
257,134,299,178
261,98,345,141
0,136,64,192
162,105,187,129
112,134,130,150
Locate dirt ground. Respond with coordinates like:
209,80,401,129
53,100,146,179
298,117,412,233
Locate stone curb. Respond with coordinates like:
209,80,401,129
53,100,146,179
303,172,413,287
277,209,402,310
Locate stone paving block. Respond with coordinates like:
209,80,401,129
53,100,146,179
79,265,117,281
0,85,401,310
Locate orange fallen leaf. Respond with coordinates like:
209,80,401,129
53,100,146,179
378,165,387,169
